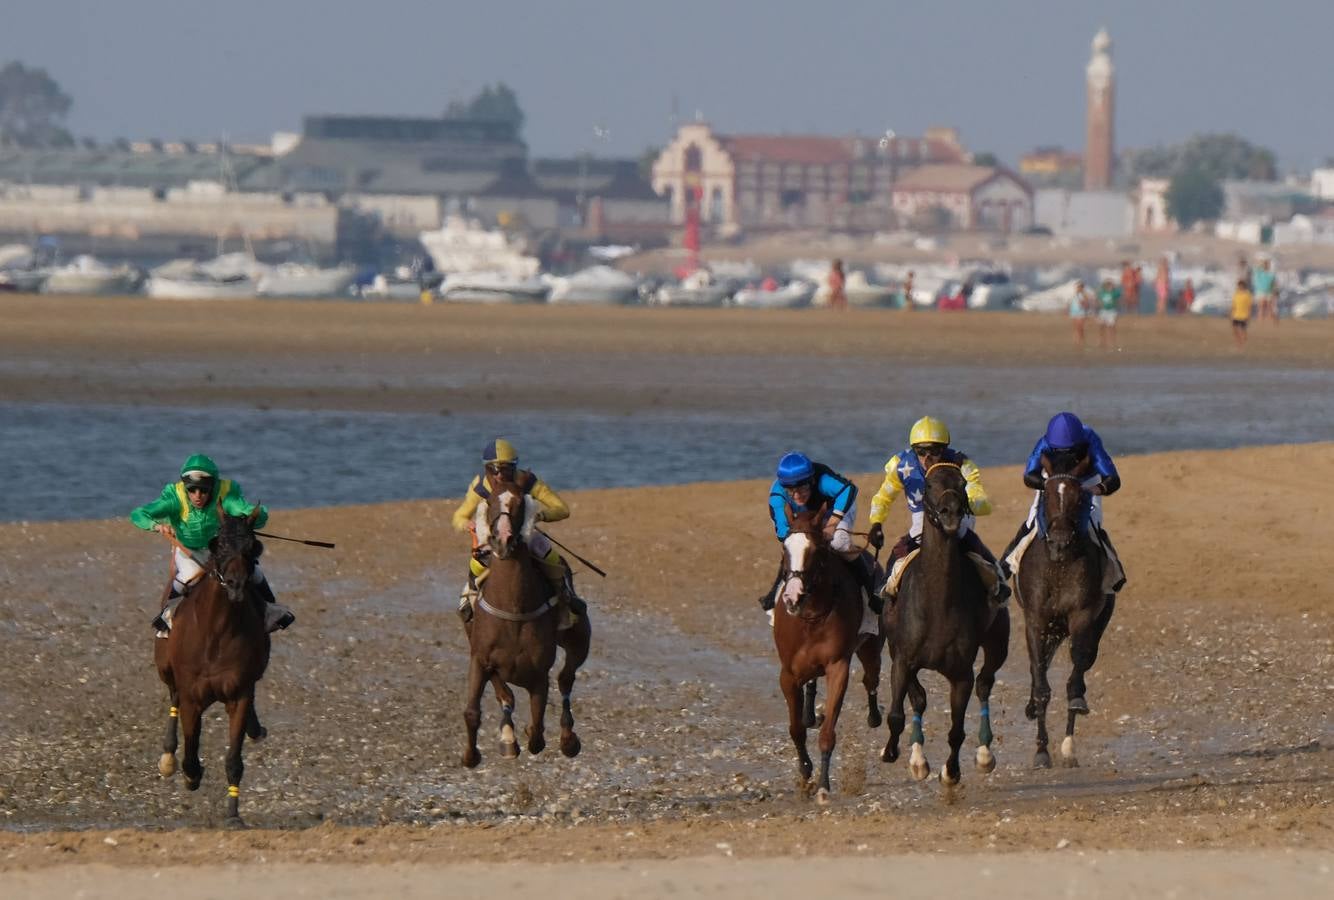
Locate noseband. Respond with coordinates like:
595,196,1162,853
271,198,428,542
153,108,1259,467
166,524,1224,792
922,462,968,531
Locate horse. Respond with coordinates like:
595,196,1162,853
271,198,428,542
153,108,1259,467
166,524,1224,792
1013,451,1115,768
154,510,270,825
461,479,590,768
880,462,1009,785
773,505,883,804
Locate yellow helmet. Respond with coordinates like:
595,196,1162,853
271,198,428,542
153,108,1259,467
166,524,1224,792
482,438,519,464
909,416,951,447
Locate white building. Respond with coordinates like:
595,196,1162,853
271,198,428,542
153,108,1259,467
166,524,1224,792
890,164,1032,231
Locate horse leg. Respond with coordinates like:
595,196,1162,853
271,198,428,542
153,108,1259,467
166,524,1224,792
975,609,1010,773
880,657,911,765
780,669,813,784
487,676,520,759
815,658,852,805
856,634,884,728
159,688,180,777
803,680,820,727
223,697,250,826
557,614,590,758
245,696,266,741
941,671,974,786
907,673,931,781
180,701,204,791
1063,598,1114,766
524,677,549,757
1026,621,1061,769
461,657,486,769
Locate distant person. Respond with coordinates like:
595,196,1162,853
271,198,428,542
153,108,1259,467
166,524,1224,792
1119,261,1136,314
1131,264,1144,314
902,270,915,310
1231,278,1253,349
1070,279,1094,346
1179,277,1196,315
1238,256,1252,290
1252,258,1278,324
1097,278,1121,349
1154,258,1171,315
828,259,847,310
760,274,778,292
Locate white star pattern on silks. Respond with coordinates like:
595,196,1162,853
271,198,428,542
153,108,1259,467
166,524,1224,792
898,461,914,480
909,490,924,506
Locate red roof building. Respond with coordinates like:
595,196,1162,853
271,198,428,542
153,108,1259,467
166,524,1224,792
891,164,1034,231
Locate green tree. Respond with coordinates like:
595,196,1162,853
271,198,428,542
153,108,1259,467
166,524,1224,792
1124,133,1277,183
0,61,73,147
1166,167,1224,228
971,151,999,167
445,83,524,135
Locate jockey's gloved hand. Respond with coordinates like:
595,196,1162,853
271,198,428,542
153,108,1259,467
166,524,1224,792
867,523,884,550
1086,482,1105,496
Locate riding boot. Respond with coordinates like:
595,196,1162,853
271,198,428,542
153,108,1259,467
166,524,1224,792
878,535,919,603
961,531,1011,604
1095,526,1127,599
999,520,1033,579
560,564,588,619
757,560,783,612
845,553,883,615
251,576,295,632
457,572,479,624
152,581,182,637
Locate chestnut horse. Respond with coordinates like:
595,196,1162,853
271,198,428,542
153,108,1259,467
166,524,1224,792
1014,451,1115,768
773,505,883,804
880,463,1009,786
155,510,269,825
461,479,590,767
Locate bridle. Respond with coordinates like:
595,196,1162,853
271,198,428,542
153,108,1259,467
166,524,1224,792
922,461,969,532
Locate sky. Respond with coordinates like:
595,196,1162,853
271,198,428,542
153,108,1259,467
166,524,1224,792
3,1,1331,171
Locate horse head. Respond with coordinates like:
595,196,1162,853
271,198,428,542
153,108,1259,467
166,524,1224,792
483,480,535,561
208,508,262,603
778,503,829,616
923,463,970,536
1041,452,1092,561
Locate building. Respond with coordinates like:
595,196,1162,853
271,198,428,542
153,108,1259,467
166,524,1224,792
1310,168,1334,200
1134,178,1175,233
1019,147,1083,185
890,164,1033,231
1034,189,1132,237
1085,28,1115,190
651,122,968,231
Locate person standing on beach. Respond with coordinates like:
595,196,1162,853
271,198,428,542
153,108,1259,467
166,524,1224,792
1119,261,1136,314
901,270,915,310
828,259,847,310
1180,278,1196,314
1231,278,1254,349
1070,279,1093,346
1252,258,1278,324
1154,258,1171,315
1097,278,1121,348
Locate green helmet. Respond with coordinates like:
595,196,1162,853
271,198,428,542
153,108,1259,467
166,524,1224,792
180,453,220,482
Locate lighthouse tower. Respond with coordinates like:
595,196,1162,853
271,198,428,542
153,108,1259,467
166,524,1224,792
1084,27,1115,190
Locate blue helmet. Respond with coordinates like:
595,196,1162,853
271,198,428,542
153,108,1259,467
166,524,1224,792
1045,412,1087,450
777,452,814,487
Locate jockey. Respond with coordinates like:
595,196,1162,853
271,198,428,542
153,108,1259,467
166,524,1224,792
1002,412,1126,601
866,416,1009,604
760,452,880,635
451,438,585,627
130,453,294,637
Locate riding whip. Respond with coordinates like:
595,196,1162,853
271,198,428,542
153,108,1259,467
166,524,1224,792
536,529,607,578
255,531,336,549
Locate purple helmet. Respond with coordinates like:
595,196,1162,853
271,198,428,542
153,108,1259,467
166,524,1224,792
1045,412,1087,450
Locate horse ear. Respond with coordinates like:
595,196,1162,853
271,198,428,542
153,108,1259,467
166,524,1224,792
783,503,793,527
248,505,262,524
1072,454,1093,477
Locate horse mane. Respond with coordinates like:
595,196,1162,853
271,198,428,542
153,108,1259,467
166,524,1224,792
210,512,259,565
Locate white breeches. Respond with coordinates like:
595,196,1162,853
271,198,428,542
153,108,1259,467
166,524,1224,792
907,510,975,539
829,502,856,554
172,545,264,592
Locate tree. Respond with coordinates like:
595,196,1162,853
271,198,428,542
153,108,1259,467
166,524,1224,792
971,151,999,167
1124,133,1277,184
0,61,73,148
1166,167,1224,229
445,83,524,135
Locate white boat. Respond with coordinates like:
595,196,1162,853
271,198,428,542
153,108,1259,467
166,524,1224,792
547,266,640,305
145,275,258,300
438,271,549,304
257,264,358,298
42,255,140,295
1288,290,1333,320
652,269,733,307
1188,282,1232,317
1019,279,1083,314
361,273,427,301
732,280,816,309
418,216,540,278
844,270,898,308
965,270,1024,310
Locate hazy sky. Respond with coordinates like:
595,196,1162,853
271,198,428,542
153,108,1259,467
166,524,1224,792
4,1,1330,169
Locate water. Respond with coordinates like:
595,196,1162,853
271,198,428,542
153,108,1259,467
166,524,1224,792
4,363,1332,522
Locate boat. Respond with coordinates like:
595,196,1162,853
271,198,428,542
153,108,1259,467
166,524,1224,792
1288,289,1333,320
1019,279,1082,314
965,270,1024,310
418,216,541,278
844,270,898,308
42,255,141,295
652,269,733,307
256,264,358,298
145,274,258,300
732,280,816,309
438,271,549,304
0,267,50,293
547,266,640,305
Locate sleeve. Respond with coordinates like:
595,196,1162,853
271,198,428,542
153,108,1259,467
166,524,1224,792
768,483,791,541
529,478,570,524
1087,430,1121,494
220,482,269,528
129,484,179,531
1023,439,1047,489
868,455,905,525
818,472,856,517
959,456,993,516
451,477,483,532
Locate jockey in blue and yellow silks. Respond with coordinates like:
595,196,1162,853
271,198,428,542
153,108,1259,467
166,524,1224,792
451,438,584,626
1002,412,1127,600
759,452,880,634
866,417,1009,602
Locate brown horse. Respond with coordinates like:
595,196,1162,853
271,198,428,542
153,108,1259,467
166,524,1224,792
773,505,883,804
1014,452,1114,768
880,463,1009,785
461,479,590,768
155,510,269,825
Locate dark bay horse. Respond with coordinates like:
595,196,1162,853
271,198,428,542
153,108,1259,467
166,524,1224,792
773,506,883,804
880,463,1009,785
155,510,269,825
462,479,590,768
1014,452,1115,768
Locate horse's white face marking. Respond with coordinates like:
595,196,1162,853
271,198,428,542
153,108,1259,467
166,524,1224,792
494,490,515,545
780,533,813,611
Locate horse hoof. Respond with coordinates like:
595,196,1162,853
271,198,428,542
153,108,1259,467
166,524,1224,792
462,748,481,769
184,777,201,792
560,734,581,758
815,787,831,806
1060,736,1078,767
158,753,178,777
867,707,883,729
1068,697,1089,715
500,742,520,760
247,724,267,741
1034,750,1052,769
939,769,958,786
976,745,996,773
527,736,546,756
1024,700,1038,721
881,744,899,764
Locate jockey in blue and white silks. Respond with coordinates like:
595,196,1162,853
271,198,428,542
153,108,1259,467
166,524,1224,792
1003,411,1127,600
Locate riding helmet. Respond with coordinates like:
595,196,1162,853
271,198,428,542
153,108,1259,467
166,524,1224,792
776,452,814,487
180,453,220,483
1045,412,1087,450
483,438,519,465
909,416,951,447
